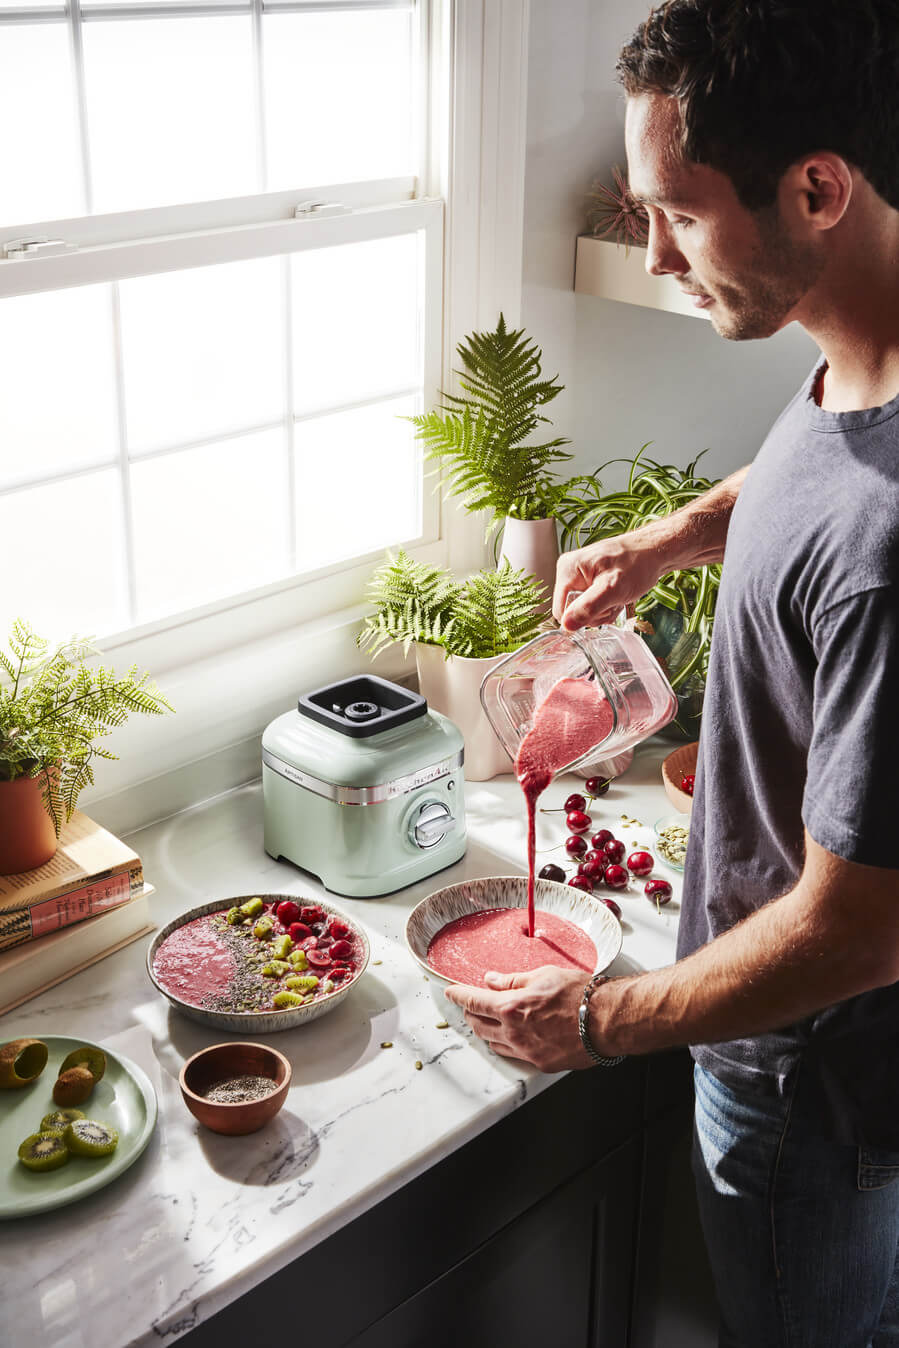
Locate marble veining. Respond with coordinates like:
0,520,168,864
0,744,680,1347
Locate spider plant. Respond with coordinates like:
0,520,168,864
586,165,650,250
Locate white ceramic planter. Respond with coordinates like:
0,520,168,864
414,644,512,782
498,515,560,610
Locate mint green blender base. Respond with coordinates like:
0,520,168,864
262,765,467,897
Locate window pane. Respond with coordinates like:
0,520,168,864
130,429,289,621
293,395,419,570
0,471,128,642
264,9,414,189
0,286,118,489
82,16,256,214
119,257,284,453
291,233,421,415
0,24,83,225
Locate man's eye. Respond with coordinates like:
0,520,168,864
670,216,693,229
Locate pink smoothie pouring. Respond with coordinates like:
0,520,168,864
427,906,596,987
516,676,614,937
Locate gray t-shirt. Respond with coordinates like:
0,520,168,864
678,361,899,1147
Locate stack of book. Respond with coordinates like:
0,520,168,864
0,811,154,1015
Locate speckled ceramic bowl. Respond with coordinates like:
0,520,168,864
147,895,370,1033
405,875,622,984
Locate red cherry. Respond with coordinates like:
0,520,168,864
603,864,628,890
603,838,626,865
330,939,353,960
585,777,610,797
644,879,673,905
565,835,589,858
582,849,605,866
328,919,351,939
627,851,654,878
275,900,301,927
569,874,594,893
329,965,352,982
306,948,332,968
300,906,325,925
301,935,319,950
577,858,605,881
566,809,592,833
591,829,614,850
288,921,312,943
564,793,587,812
602,897,622,919
539,863,567,883
681,773,695,796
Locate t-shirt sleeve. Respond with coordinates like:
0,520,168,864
802,586,899,868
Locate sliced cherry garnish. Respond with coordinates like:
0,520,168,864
603,838,626,865
565,835,589,858
603,864,628,890
328,919,351,939
330,939,353,960
306,948,332,968
329,965,351,981
300,906,325,925
538,863,567,883
301,935,319,950
288,922,312,943
569,875,594,893
591,829,614,850
627,851,654,877
566,809,592,834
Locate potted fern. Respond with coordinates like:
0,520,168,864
408,314,572,601
357,551,545,780
0,622,173,874
555,446,721,739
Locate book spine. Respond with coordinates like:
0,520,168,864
0,868,141,952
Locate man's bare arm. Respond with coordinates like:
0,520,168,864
553,466,749,631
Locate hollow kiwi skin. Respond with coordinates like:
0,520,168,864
0,1038,49,1089
64,1119,119,1158
53,1066,96,1107
18,1132,71,1172
59,1045,106,1084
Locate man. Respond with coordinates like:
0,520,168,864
445,2,899,1343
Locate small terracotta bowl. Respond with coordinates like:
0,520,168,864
661,741,698,815
179,1042,291,1136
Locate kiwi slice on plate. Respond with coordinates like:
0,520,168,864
64,1119,119,1158
58,1045,106,1084
40,1108,86,1134
0,1038,49,1089
18,1132,71,1172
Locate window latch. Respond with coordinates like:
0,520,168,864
3,237,77,260
294,201,350,219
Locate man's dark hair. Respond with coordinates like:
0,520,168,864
617,0,899,211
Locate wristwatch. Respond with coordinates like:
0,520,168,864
578,973,625,1067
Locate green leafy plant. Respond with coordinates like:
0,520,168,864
408,314,572,538
357,550,546,661
0,621,174,834
555,447,721,700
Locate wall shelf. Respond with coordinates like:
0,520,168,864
574,235,710,321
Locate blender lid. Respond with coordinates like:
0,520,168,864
298,674,427,739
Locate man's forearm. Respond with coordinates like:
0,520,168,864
592,862,895,1058
639,465,749,573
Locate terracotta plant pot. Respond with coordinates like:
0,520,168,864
414,643,512,782
0,772,58,875
498,516,560,611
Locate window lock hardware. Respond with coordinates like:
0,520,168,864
3,237,76,260
294,201,350,218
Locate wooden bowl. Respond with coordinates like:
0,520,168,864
661,741,698,814
179,1042,290,1136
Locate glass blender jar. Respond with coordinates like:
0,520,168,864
479,624,678,776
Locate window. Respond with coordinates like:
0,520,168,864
0,0,442,647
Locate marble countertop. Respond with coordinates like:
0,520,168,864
0,741,685,1348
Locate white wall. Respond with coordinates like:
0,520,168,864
520,0,819,487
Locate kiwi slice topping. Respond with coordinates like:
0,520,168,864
53,1066,96,1107
40,1108,86,1134
18,1132,71,1172
59,1045,106,1084
64,1119,119,1158
0,1038,49,1089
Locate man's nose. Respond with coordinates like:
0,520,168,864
645,218,687,277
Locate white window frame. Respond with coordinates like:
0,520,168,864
0,0,532,827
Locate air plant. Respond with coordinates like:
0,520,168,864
586,165,649,250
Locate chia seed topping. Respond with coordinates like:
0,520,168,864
202,1074,276,1103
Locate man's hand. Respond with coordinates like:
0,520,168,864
443,966,595,1073
553,532,666,631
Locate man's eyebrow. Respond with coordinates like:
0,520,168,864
630,189,692,210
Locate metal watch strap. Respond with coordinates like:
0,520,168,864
578,973,625,1068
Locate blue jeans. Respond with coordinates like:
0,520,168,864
693,1062,899,1347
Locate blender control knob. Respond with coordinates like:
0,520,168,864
411,800,454,849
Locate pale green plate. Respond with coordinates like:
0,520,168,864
0,1035,157,1219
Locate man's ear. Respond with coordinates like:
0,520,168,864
786,154,853,230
